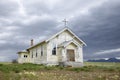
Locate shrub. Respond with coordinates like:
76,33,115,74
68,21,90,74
0,64,3,66
12,59,18,64
58,66,64,70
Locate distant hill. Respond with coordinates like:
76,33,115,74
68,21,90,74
87,57,120,62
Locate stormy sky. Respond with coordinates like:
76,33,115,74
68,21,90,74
0,0,120,61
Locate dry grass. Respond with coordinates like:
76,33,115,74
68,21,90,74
0,70,120,80
0,62,120,80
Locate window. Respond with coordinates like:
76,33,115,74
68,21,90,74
41,51,43,56
24,55,27,58
52,42,56,55
36,52,37,57
36,49,37,57
31,51,33,58
52,47,56,55
41,45,43,56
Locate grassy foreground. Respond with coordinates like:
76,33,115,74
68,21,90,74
0,62,120,80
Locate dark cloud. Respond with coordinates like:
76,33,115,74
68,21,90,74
22,0,103,18
0,41,27,50
0,0,18,17
17,19,59,36
0,0,120,61
70,0,120,59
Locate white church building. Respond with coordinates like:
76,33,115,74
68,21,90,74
17,28,86,67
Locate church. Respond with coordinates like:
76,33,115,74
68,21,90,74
17,27,86,67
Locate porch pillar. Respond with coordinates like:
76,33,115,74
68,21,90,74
62,48,67,62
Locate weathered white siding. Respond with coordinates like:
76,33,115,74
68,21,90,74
29,43,47,64
18,28,85,67
46,30,83,64
18,52,30,63
58,30,73,44
46,37,58,65
77,46,83,62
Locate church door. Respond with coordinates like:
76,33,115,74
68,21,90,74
67,49,75,61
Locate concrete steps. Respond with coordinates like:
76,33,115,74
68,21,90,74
59,61,83,67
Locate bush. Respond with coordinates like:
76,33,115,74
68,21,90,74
58,66,64,70
12,59,18,64
0,64,3,66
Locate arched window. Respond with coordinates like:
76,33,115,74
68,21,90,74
52,47,56,55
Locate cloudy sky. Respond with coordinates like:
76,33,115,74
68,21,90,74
0,0,120,61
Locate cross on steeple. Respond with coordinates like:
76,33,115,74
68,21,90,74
62,19,68,28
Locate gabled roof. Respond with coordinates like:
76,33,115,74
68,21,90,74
17,50,28,54
27,28,86,50
58,40,80,47
46,28,86,45
27,40,45,50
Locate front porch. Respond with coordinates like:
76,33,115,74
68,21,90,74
58,40,83,67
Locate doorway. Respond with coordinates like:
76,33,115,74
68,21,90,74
67,49,75,61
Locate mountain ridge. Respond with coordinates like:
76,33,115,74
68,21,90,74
87,57,120,62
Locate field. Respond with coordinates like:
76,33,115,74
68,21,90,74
0,62,120,80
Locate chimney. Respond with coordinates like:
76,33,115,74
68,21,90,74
31,39,33,46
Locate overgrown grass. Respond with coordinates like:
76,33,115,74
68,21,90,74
0,63,43,73
0,62,120,80
0,62,120,73
85,62,120,67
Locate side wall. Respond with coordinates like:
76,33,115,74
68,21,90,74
76,46,83,63
18,52,30,63
29,43,47,64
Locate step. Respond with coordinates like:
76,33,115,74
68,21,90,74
59,61,83,67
